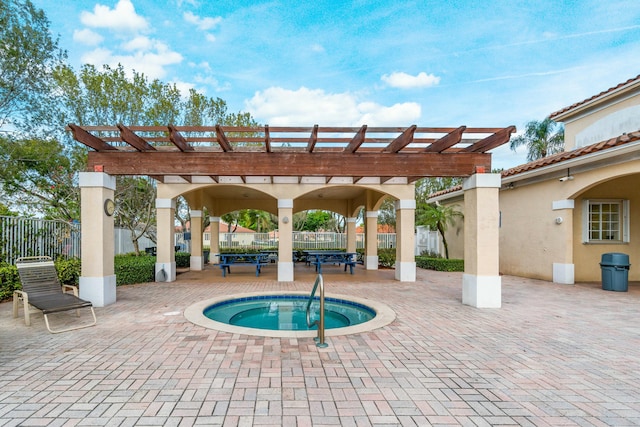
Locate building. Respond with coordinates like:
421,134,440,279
431,75,640,284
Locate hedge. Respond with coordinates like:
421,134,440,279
0,257,84,301
416,256,464,272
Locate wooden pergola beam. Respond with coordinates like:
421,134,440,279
216,125,233,152
465,126,516,153
264,125,272,153
424,126,466,153
68,124,118,151
343,125,367,153
306,125,319,152
117,124,155,152
168,125,194,152
87,151,491,178
383,125,417,153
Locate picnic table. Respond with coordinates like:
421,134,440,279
217,253,268,277
304,251,358,274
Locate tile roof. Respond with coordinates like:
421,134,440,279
549,74,640,119
429,130,640,198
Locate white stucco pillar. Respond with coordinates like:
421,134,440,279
210,216,220,264
365,211,379,270
346,217,357,253
395,199,416,282
462,173,501,308
156,198,176,282
278,199,294,281
78,172,116,307
190,210,203,271
552,199,575,284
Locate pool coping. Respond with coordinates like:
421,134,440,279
184,291,397,338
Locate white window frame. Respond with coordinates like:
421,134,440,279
582,199,629,243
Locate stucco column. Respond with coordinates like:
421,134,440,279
156,198,176,282
210,216,220,264
552,199,575,284
78,172,116,307
278,199,294,281
190,210,203,271
365,211,379,270
462,173,501,308
395,199,416,281
346,217,357,253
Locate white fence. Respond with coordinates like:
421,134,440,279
0,216,81,264
416,226,441,256
2,215,439,262
202,232,397,250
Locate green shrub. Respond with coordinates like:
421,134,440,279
175,251,190,268
115,254,156,285
0,263,19,301
416,256,464,272
378,248,396,268
55,258,81,286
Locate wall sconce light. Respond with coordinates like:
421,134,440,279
282,216,289,224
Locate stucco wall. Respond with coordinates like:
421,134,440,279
564,93,640,150
498,180,573,281
442,200,465,259
573,174,640,281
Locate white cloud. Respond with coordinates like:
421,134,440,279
183,11,222,31
81,43,183,80
205,34,216,43
80,0,149,33
311,43,325,53
122,36,153,51
381,71,441,89
245,87,421,126
73,28,103,46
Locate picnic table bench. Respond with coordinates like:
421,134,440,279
218,253,269,277
304,251,358,274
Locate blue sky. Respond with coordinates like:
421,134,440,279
32,0,640,169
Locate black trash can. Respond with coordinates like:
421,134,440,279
600,253,630,292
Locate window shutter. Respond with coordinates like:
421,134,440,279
581,200,589,243
623,199,630,243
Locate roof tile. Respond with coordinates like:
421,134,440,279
549,74,640,119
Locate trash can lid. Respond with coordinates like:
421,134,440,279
600,252,630,266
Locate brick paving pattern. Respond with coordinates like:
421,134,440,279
1,265,639,426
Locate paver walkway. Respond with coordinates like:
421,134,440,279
1,265,639,426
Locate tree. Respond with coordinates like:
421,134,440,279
115,176,156,255
416,202,463,259
49,63,259,251
510,118,564,162
0,0,66,131
0,135,82,220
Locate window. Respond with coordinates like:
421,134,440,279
582,199,629,243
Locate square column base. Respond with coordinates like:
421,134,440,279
278,261,294,281
365,256,379,270
190,256,204,271
462,273,501,308
155,262,176,282
395,261,416,282
79,275,116,307
553,263,574,284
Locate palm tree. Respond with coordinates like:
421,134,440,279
510,118,564,161
416,202,463,259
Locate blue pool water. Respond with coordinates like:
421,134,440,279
203,295,376,331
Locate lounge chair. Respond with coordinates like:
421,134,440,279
13,256,97,333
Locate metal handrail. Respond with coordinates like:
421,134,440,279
305,274,328,348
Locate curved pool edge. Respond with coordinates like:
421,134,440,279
184,291,396,338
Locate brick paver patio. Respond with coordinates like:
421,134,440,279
1,265,639,426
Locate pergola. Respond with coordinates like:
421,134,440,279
70,124,515,309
